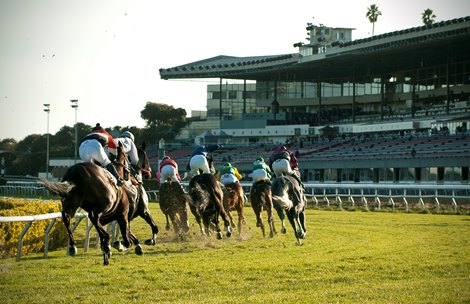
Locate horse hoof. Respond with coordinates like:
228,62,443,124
226,231,232,238
101,244,112,254
281,227,287,234
217,232,223,240
296,230,306,239
135,245,143,256
68,246,78,256
165,225,171,231
112,241,121,250
144,239,156,246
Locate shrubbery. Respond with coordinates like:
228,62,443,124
0,198,67,258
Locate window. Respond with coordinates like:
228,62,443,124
228,91,237,99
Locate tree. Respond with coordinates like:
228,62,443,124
366,4,382,36
140,102,188,142
422,9,436,26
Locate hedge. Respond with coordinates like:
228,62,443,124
0,198,68,258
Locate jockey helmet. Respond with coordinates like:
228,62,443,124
256,156,264,162
224,162,232,167
162,156,170,161
121,131,134,142
92,123,103,131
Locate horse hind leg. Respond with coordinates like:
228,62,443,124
286,210,303,245
274,203,287,234
165,214,171,231
140,210,159,245
61,211,78,256
265,204,277,238
88,211,112,265
298,210,307,237
256,211,266,237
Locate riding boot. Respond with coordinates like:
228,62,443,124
106,163,124,186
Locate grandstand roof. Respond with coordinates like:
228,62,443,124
159,16,470,82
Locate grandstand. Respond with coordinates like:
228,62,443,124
157,16,470,184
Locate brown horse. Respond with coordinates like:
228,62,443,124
188,173,232,239
222,182,246,235
112,142,159,247
41,144,138,265
250,180,277,238
271,175,307,245
159,179,190,239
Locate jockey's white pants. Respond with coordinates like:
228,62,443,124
79,139,111,167
252,169,270,183
189,154,211,176
160,165,178,183
272,158,292,178
220,173,238,185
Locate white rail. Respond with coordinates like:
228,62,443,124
0,212,88,261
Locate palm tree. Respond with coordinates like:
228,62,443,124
422,9,436,26
366,4,382,36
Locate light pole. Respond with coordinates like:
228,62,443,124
43,104,50,180
70,99,78,164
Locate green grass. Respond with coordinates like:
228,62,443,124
1,203,469,303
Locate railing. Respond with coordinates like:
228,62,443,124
2,182,469,212
300,182,470,212
0,212,88,261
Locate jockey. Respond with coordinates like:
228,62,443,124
159,156,181,183
215,162,242,185
269,145,303,187
78,123,123,186
251,156,272,183
187,144,220,177
114,131,140,182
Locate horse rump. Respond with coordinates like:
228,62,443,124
159,180,190,236
222,182,246,235
250,180,276,237
188,173,231,238
271,175,307,244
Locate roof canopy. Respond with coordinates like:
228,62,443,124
159,16,470,82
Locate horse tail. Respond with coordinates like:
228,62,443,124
40,178,74,198
188,179,210,209
271,177,293,209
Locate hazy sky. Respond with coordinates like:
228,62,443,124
1,0,469,141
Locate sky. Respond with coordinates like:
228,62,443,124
1,0,469,141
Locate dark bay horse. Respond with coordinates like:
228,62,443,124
271,175,307,245
188,173,232,239
41,144,136,265
222,182,246,235
159,179,190,239
250,180,276,238
112,142,159,248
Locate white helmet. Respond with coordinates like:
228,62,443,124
121,131,135,142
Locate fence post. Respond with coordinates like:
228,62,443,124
16,222,33,262
43,218,57,257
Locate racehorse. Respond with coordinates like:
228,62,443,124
187,157,232,239
250,180,276,238
113,142,159,247
271,175,307,245
41,144,137,265
222,182,246,235
159,178,190,239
